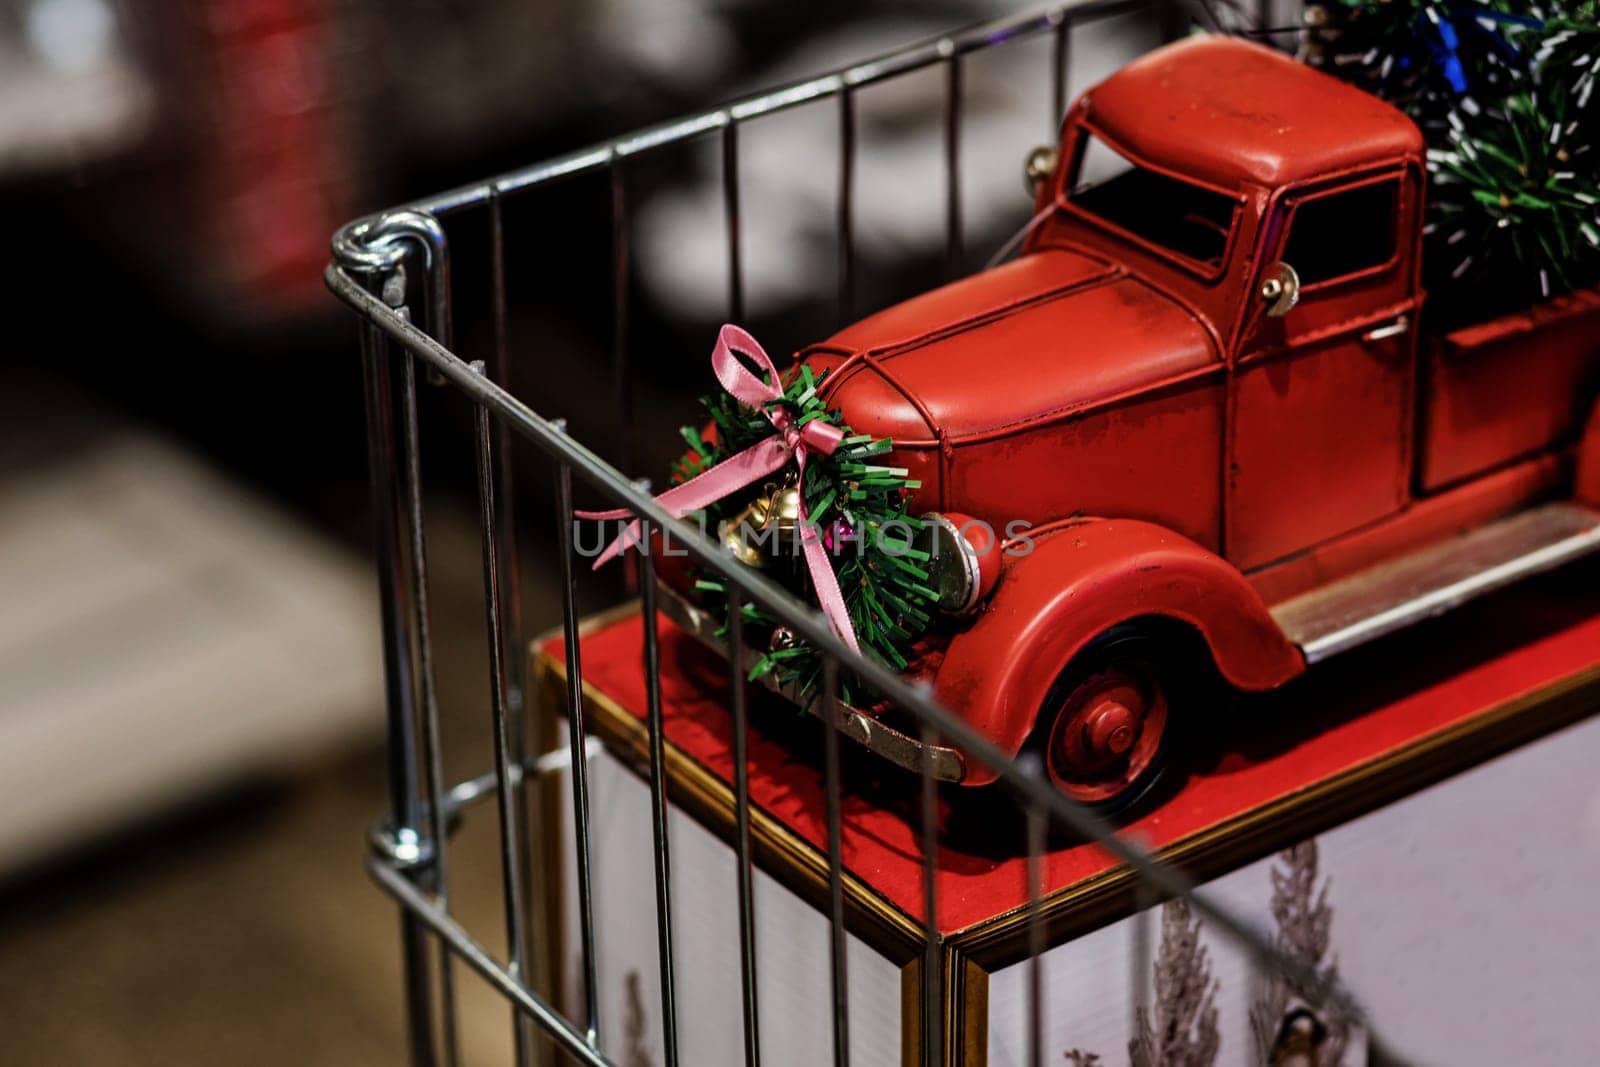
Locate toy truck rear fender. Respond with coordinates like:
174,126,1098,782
933,518,1304,785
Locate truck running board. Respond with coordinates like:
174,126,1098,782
1270,502,1600,665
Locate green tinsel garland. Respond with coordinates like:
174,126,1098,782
671,364,939,701
1534,6,1600,130
1429,88,1600,298
1303,0,1600,316
1303,0,1526,109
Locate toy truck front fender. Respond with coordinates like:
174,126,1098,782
931,519,1304,785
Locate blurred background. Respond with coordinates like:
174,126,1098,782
0,0,1168,1062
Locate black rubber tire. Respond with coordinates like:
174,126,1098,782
1023,621,1196,823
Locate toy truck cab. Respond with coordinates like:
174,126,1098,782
672,37,1600,813
1042,36,1430,576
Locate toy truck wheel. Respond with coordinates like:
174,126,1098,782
1028,623,1188,816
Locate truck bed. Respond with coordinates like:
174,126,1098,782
1420,284,1600,490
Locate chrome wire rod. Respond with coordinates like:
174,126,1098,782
397,343,460,1067
727,588,763,1066
610,163,634,479
472,363,534,1067
1024,777,1047,1067
821,657,850,1067
553,454,603,1047
943,48,963,278
485,190,541,1056
638,522,681,1067
919,722,942,1067
723,121,744,325
369,857,615,1067
328,0,1144,223
1051,9,1071,128
326,261,1385,1038
357,305,438,1067
835,89,856,322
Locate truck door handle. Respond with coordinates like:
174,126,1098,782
1362,315,1410,343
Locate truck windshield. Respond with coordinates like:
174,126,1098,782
1068,130,1237,274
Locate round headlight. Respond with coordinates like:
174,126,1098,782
917,512,1000,615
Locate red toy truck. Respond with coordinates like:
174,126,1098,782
663,36,1600,812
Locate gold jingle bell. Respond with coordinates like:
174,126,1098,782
762,483,804,534
718,483,778,567
718,480,807,567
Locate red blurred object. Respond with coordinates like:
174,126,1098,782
779,37,1600,808
199,0,349,313
1579,401,1600,505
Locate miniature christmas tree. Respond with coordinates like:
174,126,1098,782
1304,0,1600,320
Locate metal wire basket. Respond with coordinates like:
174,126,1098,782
325,3,1387,1064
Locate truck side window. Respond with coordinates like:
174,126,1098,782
1281,180,1398,287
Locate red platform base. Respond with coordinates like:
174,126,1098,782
535,558,1600,948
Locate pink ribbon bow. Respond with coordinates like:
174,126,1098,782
577,325,859,653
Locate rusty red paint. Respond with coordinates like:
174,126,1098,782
1578,403,1600,506
1046,668,1165,803
1246,453,1571,604
931,520,1301,786
1082,37,1423,190
1423,289,1600,490
780,37,1600,795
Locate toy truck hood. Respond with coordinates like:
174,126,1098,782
800,247,1216,446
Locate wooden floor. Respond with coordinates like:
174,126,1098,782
0,493,600,1065
0,757,406,1064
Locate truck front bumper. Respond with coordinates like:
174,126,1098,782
655,581,968,783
